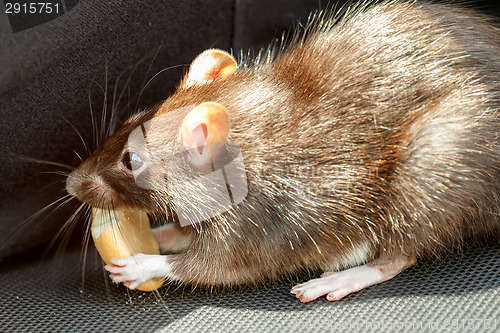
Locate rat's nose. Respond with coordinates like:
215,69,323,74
66,170,79,197
66,169,90,199
66,169,112,208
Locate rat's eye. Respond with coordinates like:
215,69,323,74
122,152,144,171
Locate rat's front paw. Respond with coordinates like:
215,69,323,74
104,254,171,290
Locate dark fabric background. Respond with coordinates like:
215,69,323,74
0,0,235,259
0,0,499,260
0,0,323,260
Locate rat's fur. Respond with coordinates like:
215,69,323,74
67,0,500,288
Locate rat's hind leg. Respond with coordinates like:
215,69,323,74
152,223,192,253
291,255,416,303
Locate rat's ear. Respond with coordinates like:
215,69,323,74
181,102,230,166
183,49,237,88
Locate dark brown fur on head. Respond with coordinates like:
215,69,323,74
66,111,160,210
68,0,500,287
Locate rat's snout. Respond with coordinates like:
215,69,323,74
66,169,88,199
66,168,103,205
66,166,129,209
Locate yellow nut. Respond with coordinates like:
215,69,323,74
91,208,164,291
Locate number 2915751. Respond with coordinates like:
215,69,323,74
5,2,60,14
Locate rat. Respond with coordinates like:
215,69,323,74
65,0,500,303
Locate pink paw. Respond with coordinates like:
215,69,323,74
291,270,368,303
291,256,414,303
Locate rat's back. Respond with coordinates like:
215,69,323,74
231,0,500,258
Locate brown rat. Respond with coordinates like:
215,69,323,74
66,0,500,302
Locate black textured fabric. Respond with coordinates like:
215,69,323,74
233,0,330,51
0,244,499,332
0,0,235,259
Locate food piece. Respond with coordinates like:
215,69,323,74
91,208,164,291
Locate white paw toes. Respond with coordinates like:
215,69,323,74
104,253,169,290
291,258,409,303
291,273,346,303
291,267,377,303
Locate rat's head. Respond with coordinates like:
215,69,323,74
66,49,243,218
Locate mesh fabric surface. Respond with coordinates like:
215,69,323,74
0,243,499,332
